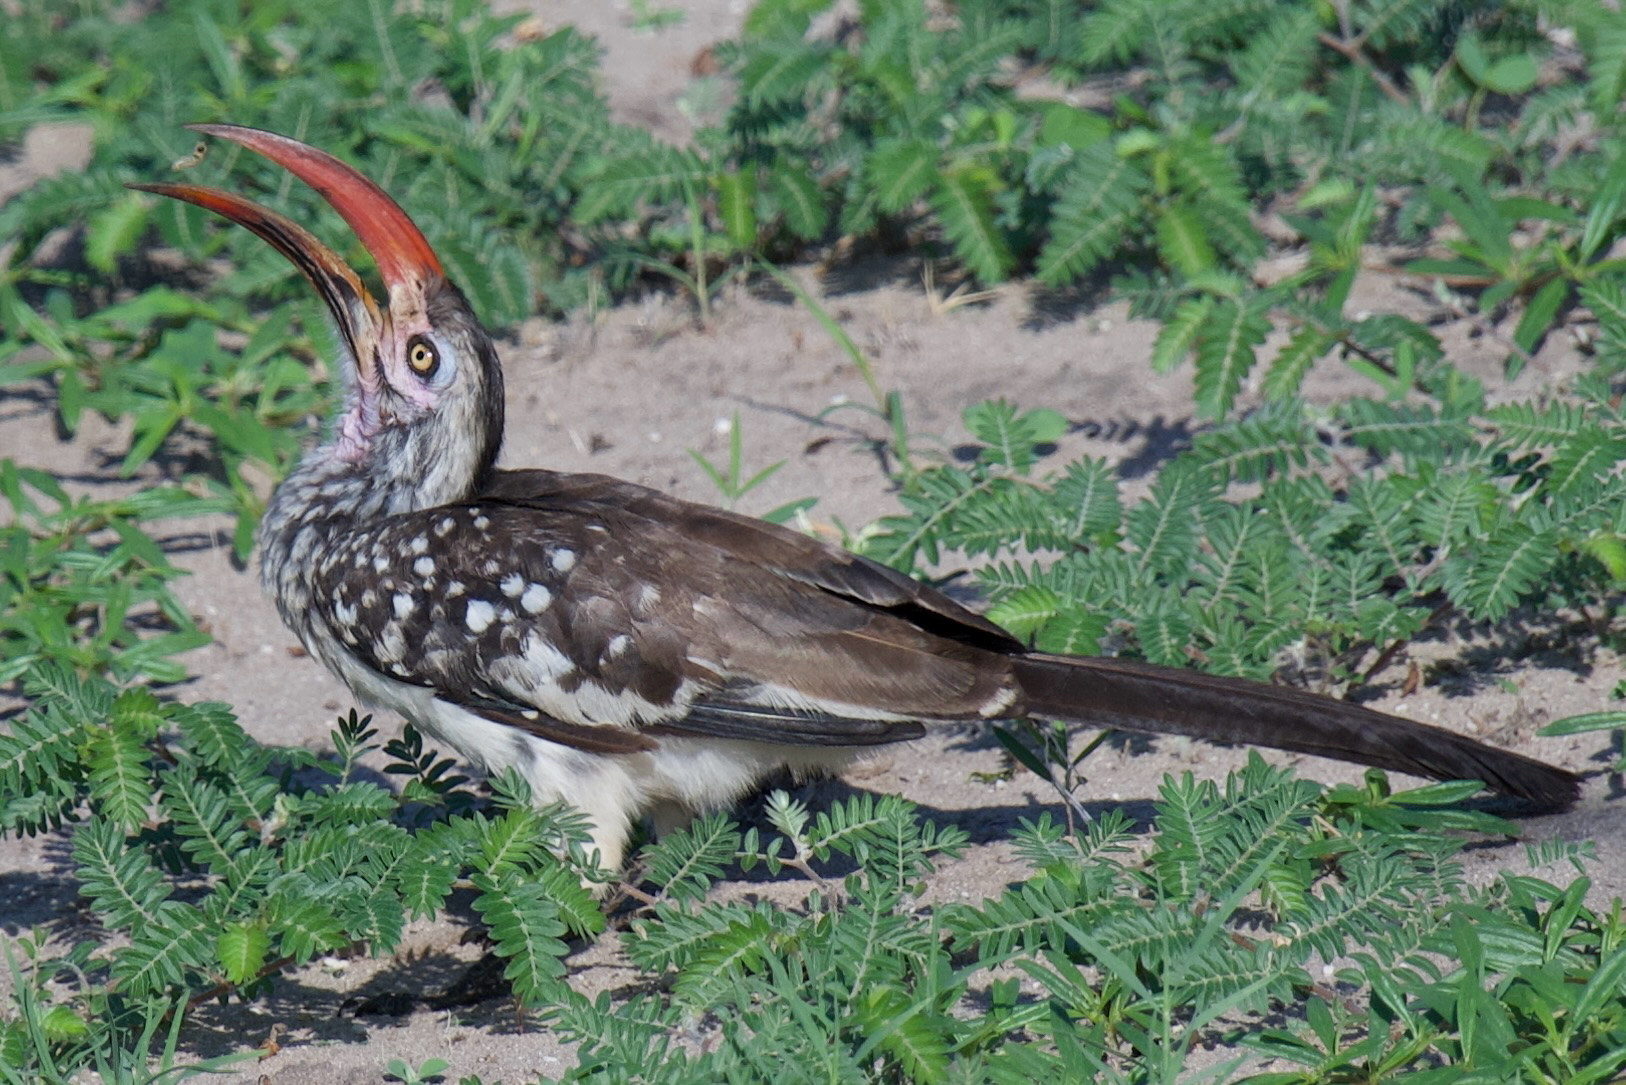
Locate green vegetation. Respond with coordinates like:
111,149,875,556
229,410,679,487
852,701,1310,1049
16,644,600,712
4,0,1626,1080
4,669,1618,1083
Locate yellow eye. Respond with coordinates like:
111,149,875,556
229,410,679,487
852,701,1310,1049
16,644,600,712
407,336,439,378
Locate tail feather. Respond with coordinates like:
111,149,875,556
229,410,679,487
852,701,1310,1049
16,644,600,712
1012,653,1580,809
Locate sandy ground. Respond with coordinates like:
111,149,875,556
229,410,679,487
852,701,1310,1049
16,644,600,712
2,2,1622,1082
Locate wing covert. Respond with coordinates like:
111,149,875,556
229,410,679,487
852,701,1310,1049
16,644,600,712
304,471,1024,752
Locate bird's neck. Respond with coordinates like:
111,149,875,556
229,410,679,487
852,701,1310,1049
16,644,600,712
255,450,385,632
256,370,505,635
255,430,490,631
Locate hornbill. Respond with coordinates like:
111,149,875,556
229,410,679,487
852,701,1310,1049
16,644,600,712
132,125,1580,871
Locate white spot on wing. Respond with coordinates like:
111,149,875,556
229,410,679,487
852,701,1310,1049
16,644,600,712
501,573,525,597
393,592,415,621
606,634,631,659
521,583,552,613
377,622,406,663
979,686,1019,717
414,556,435,577
410,535,429,555
552,549,577,573
466,599,496,633
489,633,677,727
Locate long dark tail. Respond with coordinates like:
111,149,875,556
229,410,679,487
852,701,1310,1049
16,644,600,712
1011,653,1580,809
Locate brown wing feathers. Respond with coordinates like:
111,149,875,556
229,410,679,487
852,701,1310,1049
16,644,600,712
397,468,1579,807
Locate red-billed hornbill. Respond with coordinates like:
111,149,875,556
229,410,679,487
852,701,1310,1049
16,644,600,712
132,125,1579,871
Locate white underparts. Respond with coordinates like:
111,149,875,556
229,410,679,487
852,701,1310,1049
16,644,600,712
315,635,858,869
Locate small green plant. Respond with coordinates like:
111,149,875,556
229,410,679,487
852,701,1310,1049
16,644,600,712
0,678,606,1081
0,462,226,685
688,409,814,523
850,383,1626,697
500,766,1612,1083
1,935,263,1085
1409,158,1626,378
989,718,1111,829
2,295,328,560
606,179,759,327
758,260,926,489
628,0,685,33
11,0,1626,428
384,1056,451,1085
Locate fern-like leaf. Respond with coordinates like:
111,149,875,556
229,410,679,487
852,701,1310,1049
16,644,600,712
1126,459,1211,577
1411,468,1496,550
160,765,254,881
738,40,836,107
1036,146,1149,285
395,845,459,922
266,890,348,965
1151,295,1215,374
72,815,172,934
1230,6,1319,98
1439,521,1555,621
1045,457,1122,543
1136,589,1197,667
987,585,1061,641
575,147,707,224
1191,401,1320,484
627,898,780,975
110,906,211,997
1035,609,1110,655
942,864,1127,961
1486,401,1591,449
768,162,829,240
471,869,569,1006
167,701,250,767
1261,326,1334,402
852,985,953,1084
1548,428,1626,495
1192,297,1271,418
215,921,272,987
963,400,1065,472
87,721,150,835
640,810,741,905
930,167,1014,283
1338,398,1476,460
868,138,939,214
670,908,780,1007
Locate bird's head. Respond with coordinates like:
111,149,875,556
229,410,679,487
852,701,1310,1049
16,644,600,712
130,124,505,511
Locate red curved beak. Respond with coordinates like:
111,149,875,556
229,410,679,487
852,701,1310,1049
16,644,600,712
183,123,443,291
127,124,445,397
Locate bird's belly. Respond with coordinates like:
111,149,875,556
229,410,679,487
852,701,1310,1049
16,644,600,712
635,736,861,811
304,634,860,866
